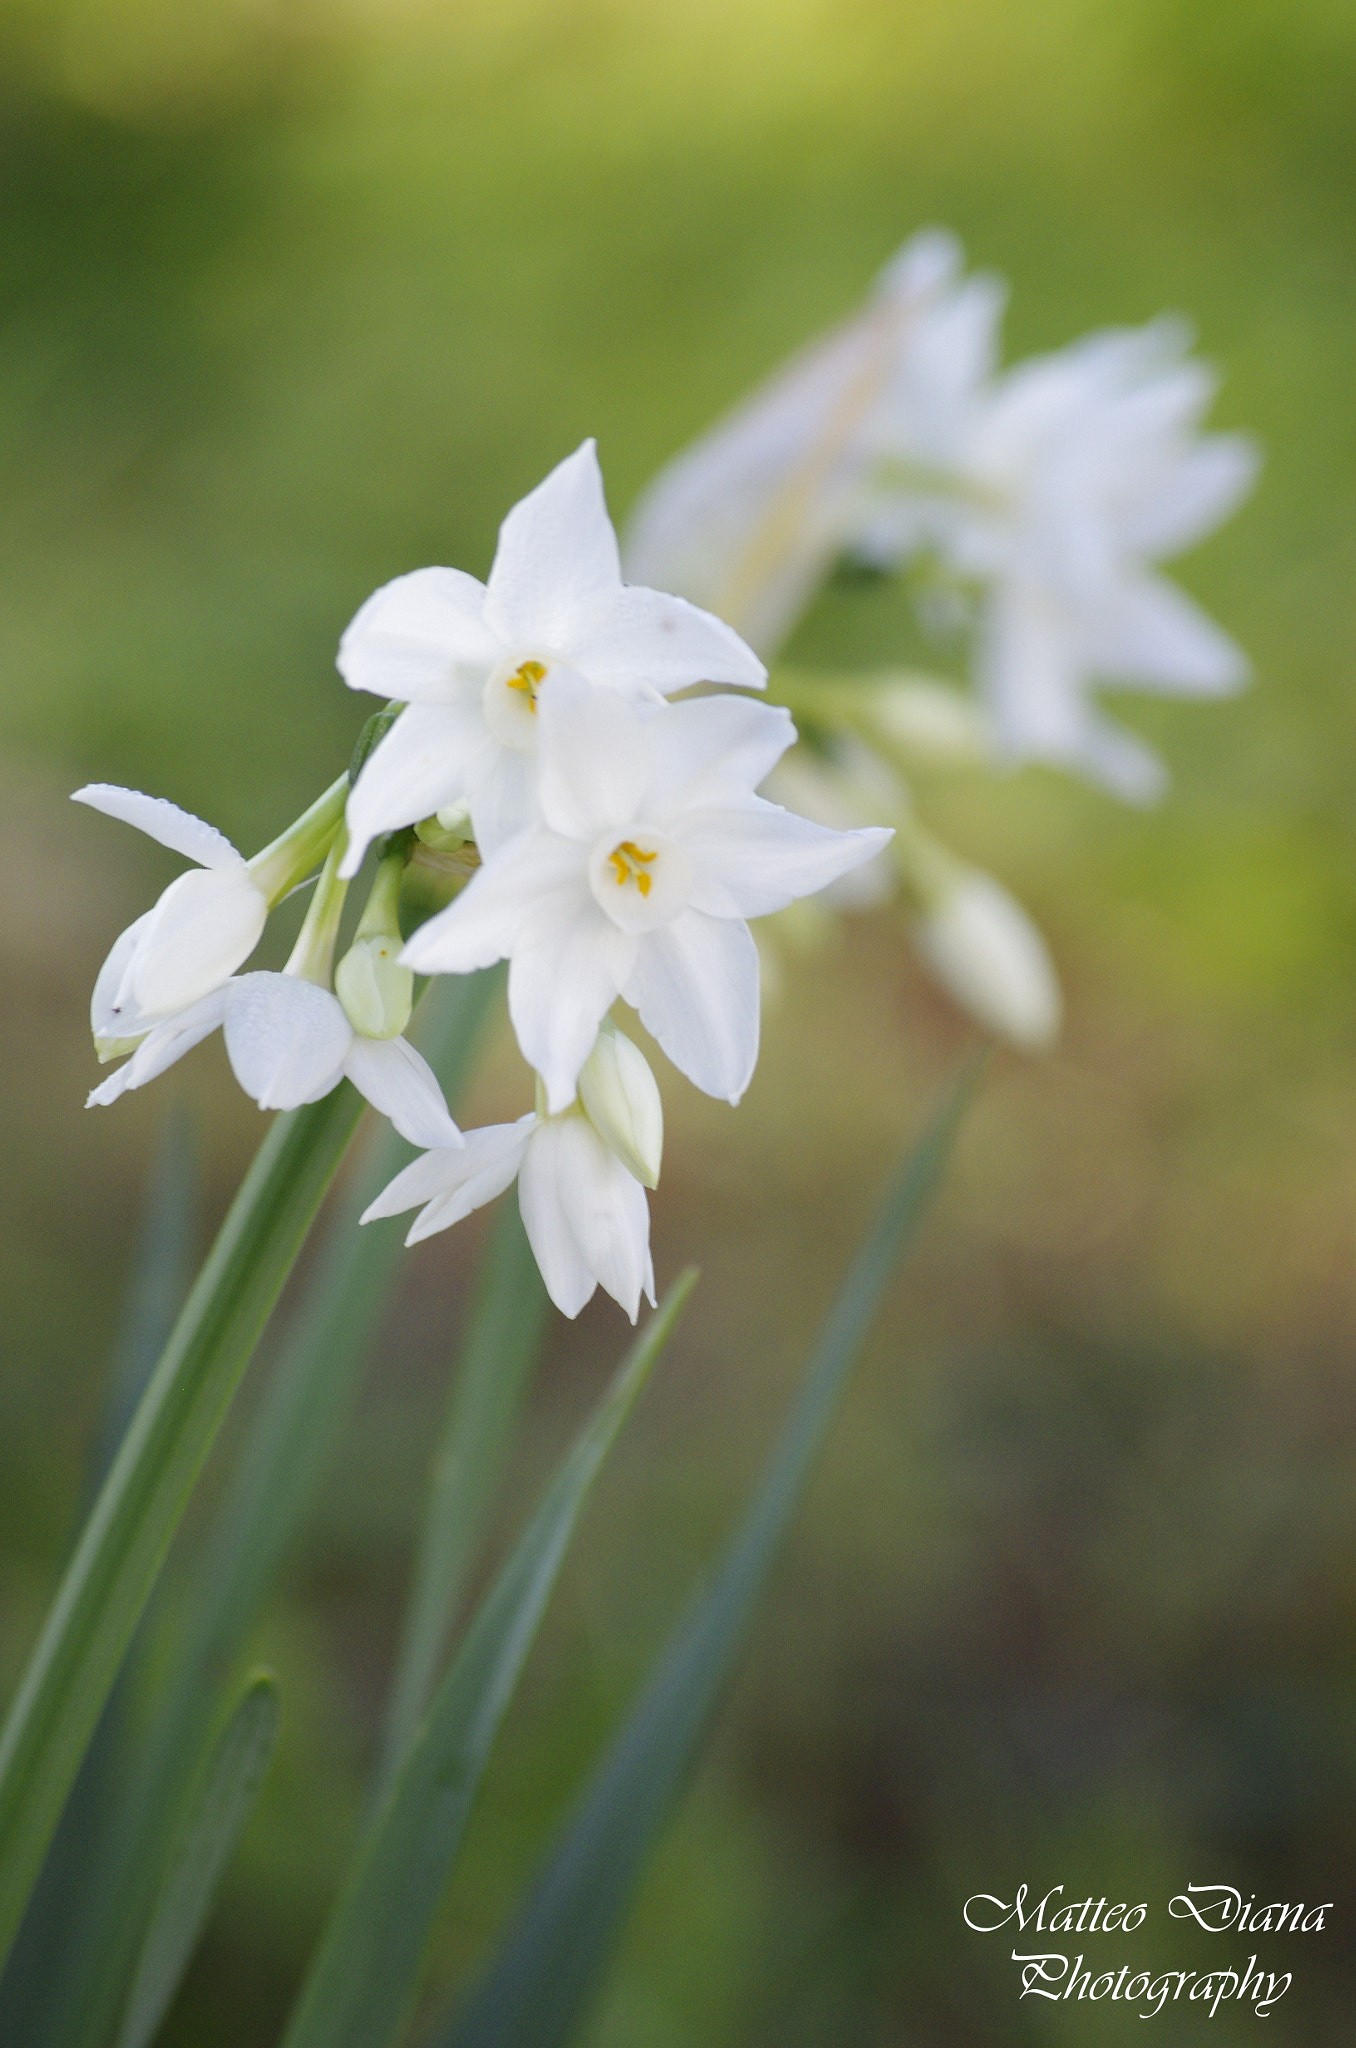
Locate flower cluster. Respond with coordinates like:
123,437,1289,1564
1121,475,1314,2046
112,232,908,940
78,444,888,1319
624,230,1257,1043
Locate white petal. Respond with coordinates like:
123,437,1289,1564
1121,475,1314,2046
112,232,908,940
342,699,488,878
680,800,893,919
91,909,155,1040
223,974,352,1111
509,901,635,1115
518,1115,653,1321
623,910,760,1104
86,987,230,1106
1081,572,1249,694
535,671,648,842
913,873,1062,1049
571,586,766,695
641,694,797,821
337,566,500,700
484,442,624,651
465,745,540,859
72,785,242,870
360,1117,533,1230
401,828,585,975
130,866,269,1015
343,1033,463,1149
1118,435,1259,558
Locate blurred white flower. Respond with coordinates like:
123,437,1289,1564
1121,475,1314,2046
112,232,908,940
339,439,767,873
87,972,462,1149
623,230,989,654
402,674,891,1111
73,784,270,1053
362,1025,663,1320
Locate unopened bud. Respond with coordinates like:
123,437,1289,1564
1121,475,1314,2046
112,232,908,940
912,871,1061,1050
335,935,414,1040
578,1019,663,1188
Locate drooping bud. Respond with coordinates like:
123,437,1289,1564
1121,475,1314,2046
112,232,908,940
912,869,1061,1050
577,1018,663,1189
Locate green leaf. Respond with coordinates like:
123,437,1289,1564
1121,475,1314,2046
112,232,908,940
376,1197,549,1796
112,1672,280,2048
438,1058,982,2048
0,1080,365,1971
0,1116,197,2048
58,969,500,2048
282,1270,699,2048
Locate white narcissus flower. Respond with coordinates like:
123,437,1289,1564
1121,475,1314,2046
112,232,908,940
73,785,270,1052
86,972,462,1150
338,439,767,873
858,318,1258,801
622,230,989,655
401,675,892,1112
361,1028,664,1320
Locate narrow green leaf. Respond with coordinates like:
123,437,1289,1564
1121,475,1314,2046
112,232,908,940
0,1116,196,2048
113,1672,280,2048
283,1270,699,2048
60,969,500,2048
439,1058,982,2048
377,1198,549,1795
0,1080,364,1970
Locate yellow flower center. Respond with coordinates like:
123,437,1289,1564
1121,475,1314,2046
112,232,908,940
607,840,658,898
504,659,547,711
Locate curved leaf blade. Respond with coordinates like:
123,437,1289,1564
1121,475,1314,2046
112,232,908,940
282,1270,699,2048
113,1672,280,2048
440,1057,982,2048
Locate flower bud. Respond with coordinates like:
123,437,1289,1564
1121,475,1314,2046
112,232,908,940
335,935,414,1040
577,1019,663,1189
912,870,1061,1050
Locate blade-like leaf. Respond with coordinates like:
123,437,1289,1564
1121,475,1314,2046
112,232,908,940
0,1080,365,1969
282,1269,699,2048
439,1057,982,2048
0,1116,196,2048
113,1672,280,2048
61,969,500,2048
377,1198,549,1796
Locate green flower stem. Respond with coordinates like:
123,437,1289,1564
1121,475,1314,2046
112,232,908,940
0,1082,367,1970
246,774,348,906
285,830,350,985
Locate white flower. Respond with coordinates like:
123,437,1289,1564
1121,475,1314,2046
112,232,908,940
86,971,462,1149
911,870,1061,1050
361,1099,656,1322
859,318,1259,801
401,674,891,1111
622,230,989,654
73,785,270,1051
338,440,767,872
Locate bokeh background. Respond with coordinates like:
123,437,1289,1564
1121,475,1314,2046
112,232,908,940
3,0,1356,2039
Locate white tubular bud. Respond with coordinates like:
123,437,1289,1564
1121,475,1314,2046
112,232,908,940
334,935,414,1040
865,678,993,766
912,871,1061,1050
577,1019,664,1189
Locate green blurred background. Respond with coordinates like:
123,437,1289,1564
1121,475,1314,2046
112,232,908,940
3,0,1356,2038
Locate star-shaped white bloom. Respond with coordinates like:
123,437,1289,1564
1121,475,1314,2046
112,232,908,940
856,318,1259,801
73,785,270,1050
86,971,461,1149
338,440,767,873
401,675,891,1111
